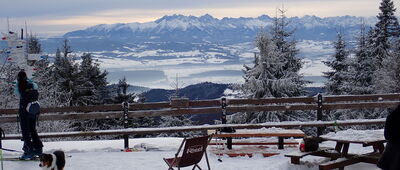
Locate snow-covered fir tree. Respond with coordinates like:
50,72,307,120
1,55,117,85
27,35,69,107
114,77,156,130
233,8,308,123
272,8,303,76
373,0,400,93
52,40,77,106
351,22,375,95
113,77,135,103
375,37,400,93
75,53,108,105
53,42,108,106
323,32,352,95
33,57,70,107
0,63,19,109
27,34,42,54
376,0,400,38
370,0,400,70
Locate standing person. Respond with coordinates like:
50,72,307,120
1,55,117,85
14,70,43,160
378,105,400,170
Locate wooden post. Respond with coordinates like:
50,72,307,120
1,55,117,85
221,98,233,149
317,94,323,136
278,137,284,149
123,102,129,150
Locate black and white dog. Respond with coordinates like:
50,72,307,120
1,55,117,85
39,150,65,170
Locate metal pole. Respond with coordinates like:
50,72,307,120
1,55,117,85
123,102,129,150
317,94,323,136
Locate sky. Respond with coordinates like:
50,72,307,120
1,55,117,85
0,0,399,37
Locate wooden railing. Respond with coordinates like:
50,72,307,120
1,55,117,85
1,118,386,140
1,93,399,123
0,93,398,140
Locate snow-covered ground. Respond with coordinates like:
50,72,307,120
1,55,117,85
1,130,382,170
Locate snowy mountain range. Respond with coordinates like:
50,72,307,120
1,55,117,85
61,14,376,45
36,14,378,88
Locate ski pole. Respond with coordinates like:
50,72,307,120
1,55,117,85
0,149,3,170
216,129,223,162
0,128,3,170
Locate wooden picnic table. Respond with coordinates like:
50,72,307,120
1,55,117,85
285,129,386,170
208,128,305,150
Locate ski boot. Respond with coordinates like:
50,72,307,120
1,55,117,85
32,148,43,157
19,153,34,160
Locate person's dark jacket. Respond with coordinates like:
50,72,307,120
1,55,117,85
378,105,400,170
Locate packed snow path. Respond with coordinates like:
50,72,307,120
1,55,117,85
1,136,380,170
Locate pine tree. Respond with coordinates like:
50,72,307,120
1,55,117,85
75,53,108,105
236,7,307,123
242,10,307,98
377,0,400,38
376,37,400,93
241,32,282,98
351,22,375,95
52,40,79,106
0,63,20,109
272,8,303,75
27,35,42,54
371,0,400,68
33,56,70,107
61,39,73,58
323,32,351,95
372,0,400,93
113,77,135,103
26,35,67,107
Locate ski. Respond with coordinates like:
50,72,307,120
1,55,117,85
1,155,71,161
1,157,39,161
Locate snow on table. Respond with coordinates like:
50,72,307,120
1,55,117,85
209,127,305,137
320,129,385,144
232,127,304,134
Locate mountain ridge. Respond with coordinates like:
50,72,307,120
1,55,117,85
63,14,377,43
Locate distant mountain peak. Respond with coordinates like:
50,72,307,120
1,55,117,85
199,14,215,20
155,14,195,23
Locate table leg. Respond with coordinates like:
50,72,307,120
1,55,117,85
342,143,349,157
335,142,343,153
373,143,385,154
291,157,300,164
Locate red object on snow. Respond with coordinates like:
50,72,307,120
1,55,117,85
7,57,12,61
33,68,38,71
1,37,6,40
123,148,133,152
300,143,305,152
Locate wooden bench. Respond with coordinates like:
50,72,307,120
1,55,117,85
319,157,360,170
208,128,305,150
318,152,382,170
209,146,280,158
285,147,336,164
